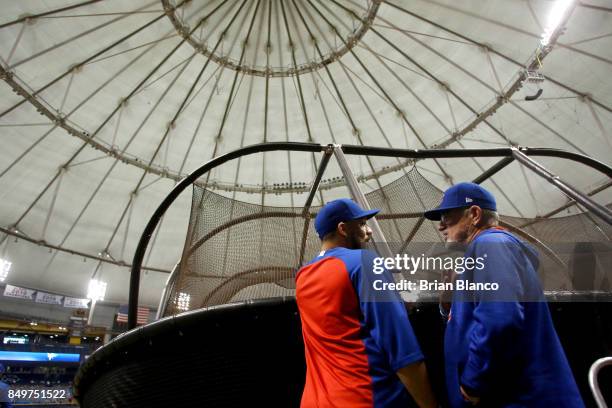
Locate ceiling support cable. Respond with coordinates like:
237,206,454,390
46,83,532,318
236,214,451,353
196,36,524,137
512,148,612,224
66,155,110,169
566,32,612,46
353,39,454,136
509,102,587,154
454,139,525,217
176,66,223,176
311,0,453,185
406,0,612,67
99,1,246,264
86,34,179,66
136,176,164,194
37,51,197,272
355,0,586,155
263,0,272,146
58,72,76,113
485,48,504,94
208,0,258,160
574,202,612,241
52,54,197,256
518,159,541,216
279,0,324,204
583,98,612,151
0,126,56,180
292,0,363,138
0,0,103,29
462,137,509,146
40,168,65,241
525,0,544,32
273,1,298,215
261,0,272,207
299,5,395,151
5,22,27,65
519,181,612,228
6,0,160,72
382,0,612,114
0,32,183,181
301,2,414,243
12,145,86,228
286,1,338,209
303,0,439,205
81,1,233,149
369,23,475,47
162,0,379,78
291,0,403,239
136,55,195,98
124,0,252,265
319,0,454,154
0,0,195,120
170,2,249,110
0,226,170,273
110,104,124,148
444,88,459,133
0,123,50,127
341,0,510,147
278,0,316,143
335,59,387,103
214,0,261,199
288,3,339,145
232,1,266,274
578,2,612,12
183,47,250,247
40,10,168,19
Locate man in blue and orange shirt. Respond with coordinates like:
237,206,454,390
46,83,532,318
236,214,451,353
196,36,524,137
295,198,437,408
424,182,584,407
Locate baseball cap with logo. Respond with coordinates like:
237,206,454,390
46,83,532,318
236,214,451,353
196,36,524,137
423,182,497,221
315,199,380,239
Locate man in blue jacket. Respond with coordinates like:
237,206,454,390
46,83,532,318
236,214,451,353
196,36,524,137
424,182,584,407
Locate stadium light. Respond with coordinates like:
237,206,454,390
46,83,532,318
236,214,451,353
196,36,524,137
176,292,190,311
0,257,11,282
87,279,107,302
540,0,574,46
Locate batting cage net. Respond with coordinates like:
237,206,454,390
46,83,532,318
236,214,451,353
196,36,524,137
162,166,612,316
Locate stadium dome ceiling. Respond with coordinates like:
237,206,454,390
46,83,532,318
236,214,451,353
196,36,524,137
0,0,611,307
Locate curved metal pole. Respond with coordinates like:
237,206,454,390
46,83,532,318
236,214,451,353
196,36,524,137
130,142,612,328
589,357,612,408
341,145,612,178
511,147,612,225
155,261,180,320
128,142,323,328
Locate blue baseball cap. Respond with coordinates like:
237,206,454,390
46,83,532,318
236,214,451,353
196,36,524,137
424,182,496,221
315,199,380,239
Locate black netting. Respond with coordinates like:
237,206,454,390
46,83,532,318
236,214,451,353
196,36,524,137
164,167,612,315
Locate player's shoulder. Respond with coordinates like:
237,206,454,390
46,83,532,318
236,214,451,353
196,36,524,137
471,228,532,258
328,247,376,269
473,228,518,245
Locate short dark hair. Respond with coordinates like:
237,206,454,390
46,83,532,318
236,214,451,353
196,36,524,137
481,209,499,226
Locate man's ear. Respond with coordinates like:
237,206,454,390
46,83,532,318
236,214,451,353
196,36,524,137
469,206,483,226
336,222,348,238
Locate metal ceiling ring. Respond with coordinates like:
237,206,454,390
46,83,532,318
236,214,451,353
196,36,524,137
161,0,381,77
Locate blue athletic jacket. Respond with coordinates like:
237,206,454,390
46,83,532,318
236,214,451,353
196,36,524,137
296,247,424,407
444,228,584,407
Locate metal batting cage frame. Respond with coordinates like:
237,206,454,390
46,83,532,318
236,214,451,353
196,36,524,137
73,143,612,407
